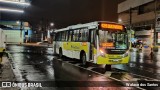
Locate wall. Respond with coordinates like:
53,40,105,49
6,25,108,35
3,30,24,43
118,0,154,13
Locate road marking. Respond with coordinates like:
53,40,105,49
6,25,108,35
130,73,158,81
55,58,158,90
60,59,145,89
74,63,81,66
86,66,95,70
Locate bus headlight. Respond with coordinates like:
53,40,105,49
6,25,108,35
123,51,129,57
100,49,106,57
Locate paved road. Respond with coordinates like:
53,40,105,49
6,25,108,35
6,45,160,90
112,47,160,80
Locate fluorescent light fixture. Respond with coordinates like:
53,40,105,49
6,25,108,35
0,0,30,6
0,8,24,13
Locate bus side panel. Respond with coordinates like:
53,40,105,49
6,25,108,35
62,42,73,58
71,42,81,59
63,42,90,61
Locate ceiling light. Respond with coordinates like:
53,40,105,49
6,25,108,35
0,0,30,6
0,8,24,13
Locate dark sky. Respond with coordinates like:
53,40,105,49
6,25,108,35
0,0,124,28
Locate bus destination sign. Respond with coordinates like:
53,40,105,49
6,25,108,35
100,23,123,30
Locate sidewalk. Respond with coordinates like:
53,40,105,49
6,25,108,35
0,56,19,90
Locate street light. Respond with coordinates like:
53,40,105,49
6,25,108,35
118,18,122,23
50,22,54,27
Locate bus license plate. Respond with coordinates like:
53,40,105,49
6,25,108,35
109,59,121,62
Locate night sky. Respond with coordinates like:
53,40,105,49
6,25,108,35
0,0,124,29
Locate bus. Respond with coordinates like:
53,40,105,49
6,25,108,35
53,21,130,70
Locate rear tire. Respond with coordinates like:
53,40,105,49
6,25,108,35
59,48,63,58
105,65,111,71
81,52,87,66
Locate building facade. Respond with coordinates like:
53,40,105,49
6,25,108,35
118,0,160,46
0,21,32,43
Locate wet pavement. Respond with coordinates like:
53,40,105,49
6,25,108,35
5,45,160,90
112,47,160,80
7,45,55,90
0,57,19,90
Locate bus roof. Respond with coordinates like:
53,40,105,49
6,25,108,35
54,21,124,33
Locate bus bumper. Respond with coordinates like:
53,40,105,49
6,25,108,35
97,55,130,64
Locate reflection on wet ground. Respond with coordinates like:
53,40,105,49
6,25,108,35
6,45,160,90
7,45,56,90
53,58,138,90
6,45,139,90
112,48,160,80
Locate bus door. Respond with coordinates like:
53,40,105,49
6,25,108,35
90,30,97,63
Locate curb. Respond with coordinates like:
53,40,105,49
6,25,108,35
7,52,21,90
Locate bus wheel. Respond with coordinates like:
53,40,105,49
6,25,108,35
59,48,63,58
81,53,87,66
105,65,111,71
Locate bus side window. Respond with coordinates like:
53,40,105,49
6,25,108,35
91,30,94,44
72,30,75,41
85,30,89,41
74,29,80,41
61,32,64,41
59,32,62,41
61,31,65,41
82,29,85,41
57,32,60,41
79,30,82,41
82,28,89,41
68,30,73,41
77,30,80,41
66,31,68,41
64,31,66,41
73,30,76,41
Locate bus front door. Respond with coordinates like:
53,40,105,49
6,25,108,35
90,30,97,63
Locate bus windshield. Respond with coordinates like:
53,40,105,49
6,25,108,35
99,30,128,49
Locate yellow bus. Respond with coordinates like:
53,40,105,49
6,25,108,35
53,21,130,70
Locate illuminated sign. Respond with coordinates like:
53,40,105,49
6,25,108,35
101,43,114,47
100,23,123,30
